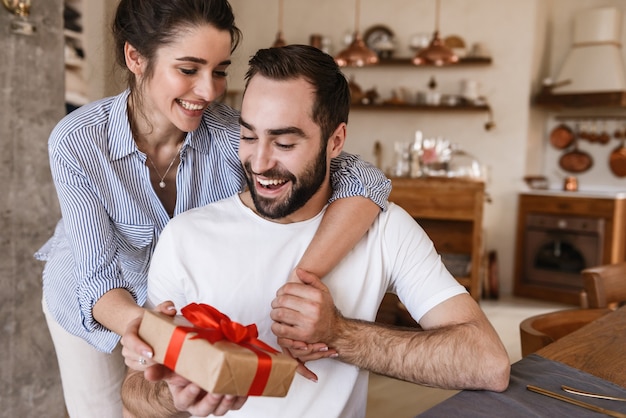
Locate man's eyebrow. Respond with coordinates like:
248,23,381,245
239,117,253,131
267,127,306,137
239,117,306,138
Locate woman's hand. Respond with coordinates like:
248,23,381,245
120,301,177,371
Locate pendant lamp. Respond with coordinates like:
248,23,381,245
413,0,458,66
335,0,378,67
271,0,287,48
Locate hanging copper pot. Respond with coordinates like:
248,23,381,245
549,124,574,149
559,136,593,173
609,138,626,177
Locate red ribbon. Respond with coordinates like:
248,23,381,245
163,303,278,396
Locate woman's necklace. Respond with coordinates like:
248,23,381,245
145,143,182,189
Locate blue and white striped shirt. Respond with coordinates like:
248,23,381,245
35,89,391,352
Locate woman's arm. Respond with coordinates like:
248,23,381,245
297,152,391,278
50,133,144,341
296,196,379,277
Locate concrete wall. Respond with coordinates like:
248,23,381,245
1,0,66,417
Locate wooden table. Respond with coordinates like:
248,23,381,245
417,306,626,416
536,305,626,387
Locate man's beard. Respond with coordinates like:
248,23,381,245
244,145,328,219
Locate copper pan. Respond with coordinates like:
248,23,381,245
550,124,574,149
559,135,593,173
609,138,626,177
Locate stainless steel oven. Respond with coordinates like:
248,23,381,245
523,214,605,289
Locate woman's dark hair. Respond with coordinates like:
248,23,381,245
112,0,241,91
244,45,350,141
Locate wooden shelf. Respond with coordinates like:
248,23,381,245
534,90,626,108
361,56,493,67
351,103,490,112
346,56,493,118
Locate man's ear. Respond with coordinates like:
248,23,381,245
124,42,145,76
327,123,347,159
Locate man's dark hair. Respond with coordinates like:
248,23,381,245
244,45,350,141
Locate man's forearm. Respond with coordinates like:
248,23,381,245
122,370,188,418
331,317,509,391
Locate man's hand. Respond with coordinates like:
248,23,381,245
271,268,342,349
123,364,247,417
160,369,247,417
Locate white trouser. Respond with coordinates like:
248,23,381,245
43,298,127,418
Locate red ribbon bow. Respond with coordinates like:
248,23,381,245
164,303,278,396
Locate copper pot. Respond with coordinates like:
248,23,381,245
559,136,593,174
609,138,626,177
550,124,574,149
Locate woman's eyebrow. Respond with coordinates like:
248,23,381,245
175,57,232,66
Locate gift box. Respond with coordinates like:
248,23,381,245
138,303,297,397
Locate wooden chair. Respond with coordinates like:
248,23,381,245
519,308,611,357
579,262,626,309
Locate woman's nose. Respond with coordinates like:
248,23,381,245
194,75,220,101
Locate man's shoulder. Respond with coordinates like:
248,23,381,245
378,202,418,226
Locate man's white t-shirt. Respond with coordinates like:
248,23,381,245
147,195,466,418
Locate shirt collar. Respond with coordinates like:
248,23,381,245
107,90,235,160
107,89,137,161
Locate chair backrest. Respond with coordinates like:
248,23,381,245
519,308,610,357
580,262,626,309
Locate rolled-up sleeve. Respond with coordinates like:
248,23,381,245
329,151,391,211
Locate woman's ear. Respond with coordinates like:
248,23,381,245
124,42,144,76
327,123,347,159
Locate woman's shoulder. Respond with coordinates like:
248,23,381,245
49,93,126,152
202,101,240,131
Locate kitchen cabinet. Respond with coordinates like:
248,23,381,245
388,177,486,301
513,192,626,305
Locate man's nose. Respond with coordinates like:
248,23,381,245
249,142,275,174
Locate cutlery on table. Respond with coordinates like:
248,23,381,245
561,385,626,402
527,385,626,418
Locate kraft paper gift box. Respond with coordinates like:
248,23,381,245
138,303,297,397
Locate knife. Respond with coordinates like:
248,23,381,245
562,385,626,402
527,385,626,418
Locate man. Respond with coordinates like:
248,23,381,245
121,44,510,417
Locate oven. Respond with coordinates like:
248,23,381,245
523,214,605,289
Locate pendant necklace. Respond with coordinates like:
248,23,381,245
146,143,182,189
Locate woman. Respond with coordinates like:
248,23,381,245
36,0,390,417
